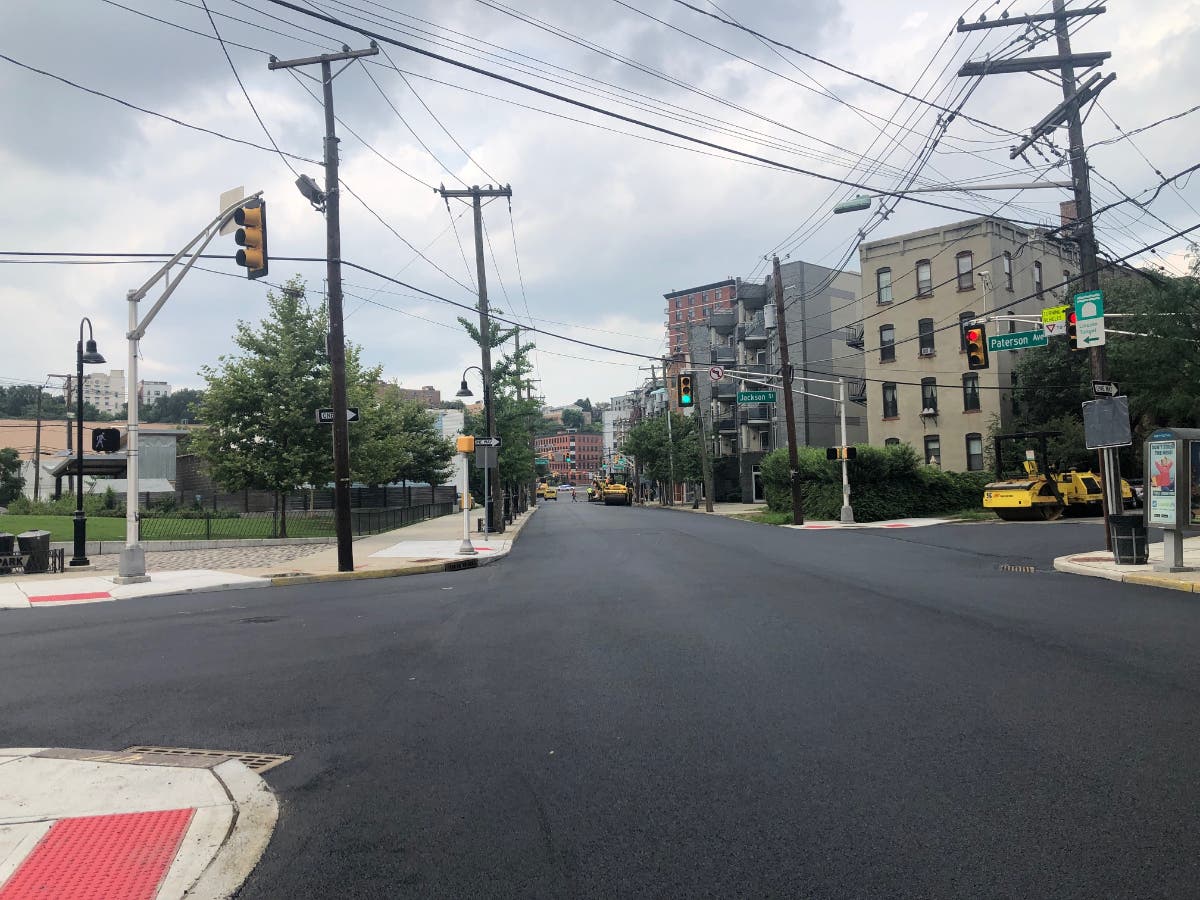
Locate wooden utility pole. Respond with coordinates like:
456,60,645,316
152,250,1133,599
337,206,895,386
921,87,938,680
957,3,1120,545
270,43,379,572
772,255,804,524
438,184,513,533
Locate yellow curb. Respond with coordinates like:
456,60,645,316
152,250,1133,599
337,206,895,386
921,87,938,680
270,561,452,586
1123,572,1199,593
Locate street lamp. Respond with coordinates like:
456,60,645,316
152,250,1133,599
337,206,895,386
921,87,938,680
456,367,492,538
833,181,1072,214
70,318,106,567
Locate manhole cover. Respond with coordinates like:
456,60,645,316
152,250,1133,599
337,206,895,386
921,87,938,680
123,746,292,773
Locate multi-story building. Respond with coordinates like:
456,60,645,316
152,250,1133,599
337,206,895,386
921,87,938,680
393,384,441,407
70,369,126,414
431,407,466,487
603,392,640,464
137,380,171,406
692,263,867,501
664,279,736,361
533,429,602,483
860,216,1078,471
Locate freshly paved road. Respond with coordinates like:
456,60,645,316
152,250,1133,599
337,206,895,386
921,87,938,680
2,504,1199,898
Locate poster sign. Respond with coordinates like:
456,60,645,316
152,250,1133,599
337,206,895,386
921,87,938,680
1192,442,1200,527
1147,440,1177,525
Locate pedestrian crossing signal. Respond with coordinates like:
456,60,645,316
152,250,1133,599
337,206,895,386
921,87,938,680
91,427,121,453
965,325,989,370
826,446,857,461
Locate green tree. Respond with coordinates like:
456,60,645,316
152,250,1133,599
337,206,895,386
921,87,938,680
561,407,584,430
356,386,454,488
621,412,699,496
190,278,335,537
143,388,205,423
0,447,24,505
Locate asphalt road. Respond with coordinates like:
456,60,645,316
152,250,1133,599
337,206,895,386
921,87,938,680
3,505,1199,898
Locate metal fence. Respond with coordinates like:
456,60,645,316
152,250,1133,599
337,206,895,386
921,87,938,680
140,502,455,542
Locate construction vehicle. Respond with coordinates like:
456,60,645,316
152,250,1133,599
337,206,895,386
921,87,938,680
587,478,605,502
602,471,635,506
982,431,1133,521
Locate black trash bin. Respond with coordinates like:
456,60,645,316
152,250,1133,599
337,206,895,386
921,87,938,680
1110,515,1148,565
0,533,14,575
16,530,51,575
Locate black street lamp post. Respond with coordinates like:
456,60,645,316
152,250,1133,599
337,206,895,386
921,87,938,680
69,318,106,567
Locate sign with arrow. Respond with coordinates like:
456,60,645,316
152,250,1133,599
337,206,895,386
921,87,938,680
1074,290,1106,348
708,365,725,382
1092,380,1119,397
476,436,501,447
317,407,360,424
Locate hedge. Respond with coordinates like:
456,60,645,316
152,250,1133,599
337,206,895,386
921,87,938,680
760,444,991,522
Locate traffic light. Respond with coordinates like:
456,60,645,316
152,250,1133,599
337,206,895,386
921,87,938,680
826,446,857,461
91,427,121,453
965,324,989,370
1067,310,1079,351
678,374,694,407
233,199,268,279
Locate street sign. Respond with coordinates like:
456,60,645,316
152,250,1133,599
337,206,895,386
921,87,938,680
987,330,1048,352
218,186,245,236
474,446,497,468
477,436,501,447
708,365,725,382
737,390,777,403
316,407,360,423
1092,380,1119,397
1074,290,1106,348
1041,304,1069,336
1082,395,1132,449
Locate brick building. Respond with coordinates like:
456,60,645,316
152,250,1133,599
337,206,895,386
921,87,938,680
664,279,736,361
533,430,602,483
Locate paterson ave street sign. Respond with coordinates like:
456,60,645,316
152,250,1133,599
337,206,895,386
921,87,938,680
987,330,1048,352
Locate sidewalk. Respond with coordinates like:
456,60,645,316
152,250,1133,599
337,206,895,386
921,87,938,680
653,502,950,529
1054,532,1200,593
0,506,537,609
0,746,277,899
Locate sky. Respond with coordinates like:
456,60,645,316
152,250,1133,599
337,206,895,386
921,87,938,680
2,0,1198,410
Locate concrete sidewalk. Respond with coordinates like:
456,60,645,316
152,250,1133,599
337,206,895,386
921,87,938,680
1054,531,1200,593
0,506,536,608
653,502,950,529
0,747,277,899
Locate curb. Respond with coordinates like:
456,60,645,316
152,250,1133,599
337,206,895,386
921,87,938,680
1053,557,1200,592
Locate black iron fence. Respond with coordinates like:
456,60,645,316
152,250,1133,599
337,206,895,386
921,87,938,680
140,502,455,542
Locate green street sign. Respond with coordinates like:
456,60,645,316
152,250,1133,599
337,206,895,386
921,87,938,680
1073,289,1106,348
987,330,1048,352
737,390,777,403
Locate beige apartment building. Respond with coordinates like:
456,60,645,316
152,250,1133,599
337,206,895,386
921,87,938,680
861,216,1078,471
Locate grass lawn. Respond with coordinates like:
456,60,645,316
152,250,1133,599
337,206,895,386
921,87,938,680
0,515,125,542
731,510,795,525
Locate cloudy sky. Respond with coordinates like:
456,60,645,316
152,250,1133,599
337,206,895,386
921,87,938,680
2,0,1197,409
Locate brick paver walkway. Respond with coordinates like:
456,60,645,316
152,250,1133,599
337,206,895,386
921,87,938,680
85,543,333,574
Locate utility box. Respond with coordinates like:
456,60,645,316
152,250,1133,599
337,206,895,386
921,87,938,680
1143,427,1200,572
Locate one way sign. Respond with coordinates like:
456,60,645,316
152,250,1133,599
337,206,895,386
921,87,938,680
317,407,360,424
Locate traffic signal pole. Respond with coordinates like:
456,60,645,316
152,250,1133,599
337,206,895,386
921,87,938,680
270,45,379,571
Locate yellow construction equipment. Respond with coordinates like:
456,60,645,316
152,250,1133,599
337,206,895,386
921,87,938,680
602,471,635,506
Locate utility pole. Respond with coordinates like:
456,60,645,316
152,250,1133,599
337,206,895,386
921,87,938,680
957,3,1120,545
772,255,804,524
694,398,715,513
649,360,676,504
438,184,513,533
270,43,379,572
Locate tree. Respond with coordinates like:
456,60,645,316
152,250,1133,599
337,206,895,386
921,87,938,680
573,397,592,412
621,411,699,498
561,408,584,430
190,278,335,537
355,386,454,488
0,448,23,505
143,388,205,423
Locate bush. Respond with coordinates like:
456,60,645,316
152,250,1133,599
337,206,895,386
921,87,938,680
761,443,992,522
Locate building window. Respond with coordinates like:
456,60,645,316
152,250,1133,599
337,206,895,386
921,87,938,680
1003,252,1013,290
918,318,935,354
962,373,980,412
884,438,901,447
1034,261,1043,298
924,434,941,466
879,324,895,362
921,378,938,414
882,383,898,418
958,312,975,352
876,267,893,304
965,433,984,471
916,259,932,297
675,298,681,309
956,251,974,291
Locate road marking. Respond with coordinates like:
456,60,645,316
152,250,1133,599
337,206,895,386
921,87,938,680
27,591,112,605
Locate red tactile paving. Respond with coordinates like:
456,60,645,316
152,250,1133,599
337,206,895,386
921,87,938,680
27,591,112,604
0,808,195,900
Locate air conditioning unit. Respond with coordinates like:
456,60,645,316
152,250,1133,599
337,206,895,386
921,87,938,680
919,347,935,357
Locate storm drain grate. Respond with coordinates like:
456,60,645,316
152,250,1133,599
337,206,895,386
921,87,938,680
444,558,479,571
123,746,292,773
998,564,1037,573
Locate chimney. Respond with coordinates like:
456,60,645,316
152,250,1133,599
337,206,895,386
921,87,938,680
1059,200,1077,228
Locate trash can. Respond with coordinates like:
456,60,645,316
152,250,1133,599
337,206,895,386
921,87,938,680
16,530,51,575
1109,515,1148,565
0,533,13,575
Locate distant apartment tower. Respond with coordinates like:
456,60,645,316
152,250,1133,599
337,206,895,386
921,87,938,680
860,216,1078,471
394,384,441,407
69,369,126,414
664,279,736,361
138,380,171,406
